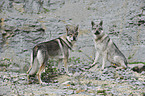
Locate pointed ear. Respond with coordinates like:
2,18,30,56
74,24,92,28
99,20,103,26
75,25,79,32
91,21,95,27
66,25,69,34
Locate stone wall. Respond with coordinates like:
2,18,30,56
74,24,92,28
0,0,145,72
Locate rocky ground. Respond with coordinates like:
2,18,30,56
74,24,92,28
0,58,145,96
0,69,145,95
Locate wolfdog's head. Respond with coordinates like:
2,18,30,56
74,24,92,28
66,25,79,43
91,21,104,39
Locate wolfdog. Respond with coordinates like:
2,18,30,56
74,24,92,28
91,21,127,69
27,25,79,84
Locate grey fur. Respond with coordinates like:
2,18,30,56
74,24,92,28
27,25,79,84
91,21,127,69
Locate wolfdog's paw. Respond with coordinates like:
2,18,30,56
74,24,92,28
27,80,32,84
89,64,98,72
40,82,49,86
66,73,73,76
116,67,127,71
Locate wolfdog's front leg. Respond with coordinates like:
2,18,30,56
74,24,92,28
102,53,107,69
63,57,72,76
63,57,68,73
58,59,63,72
92,51,100,65
89,51,100,71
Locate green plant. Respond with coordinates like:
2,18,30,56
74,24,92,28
129,62,145,64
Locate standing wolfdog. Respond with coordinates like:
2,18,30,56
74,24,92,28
27,25,79,84
91,21,127,69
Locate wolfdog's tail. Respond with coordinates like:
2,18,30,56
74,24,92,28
27,46,39,76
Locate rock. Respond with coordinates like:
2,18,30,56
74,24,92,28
62,81,71,85
73,72,80,77
128,64,145,73
7,65,20,72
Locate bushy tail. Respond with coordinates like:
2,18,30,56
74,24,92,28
27,47,39,76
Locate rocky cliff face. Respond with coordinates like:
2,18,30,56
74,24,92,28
0,0,145,72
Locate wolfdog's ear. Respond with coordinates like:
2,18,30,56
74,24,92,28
99,20,103,26
91,21,95,27
66,25,69,32
75,25,79,32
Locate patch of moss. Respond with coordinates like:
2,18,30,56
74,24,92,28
129,62,145,64
97,89,107,95
69,57,81,64
43,8,50,13
128,55,132,59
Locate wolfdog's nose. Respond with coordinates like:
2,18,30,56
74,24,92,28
95,31,99,35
